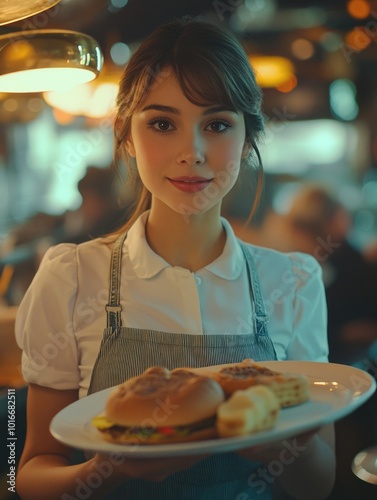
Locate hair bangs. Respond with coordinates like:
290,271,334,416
171,58,236,110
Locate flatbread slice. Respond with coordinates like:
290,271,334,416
212,359,310,408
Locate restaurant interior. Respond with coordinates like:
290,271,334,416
1,0,377,498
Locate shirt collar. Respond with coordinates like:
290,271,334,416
127,211,244,280
203,217,244,280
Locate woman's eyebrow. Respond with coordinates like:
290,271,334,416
140,104,237,115
141,104,179,114
203,106,237,115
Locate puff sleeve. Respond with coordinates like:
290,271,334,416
15,244,81,390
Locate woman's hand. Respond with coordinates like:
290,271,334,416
237,427,319,464
237,425,335,500
92,452,209,483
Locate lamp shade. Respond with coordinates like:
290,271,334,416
0,29,103,93
0,0,62,26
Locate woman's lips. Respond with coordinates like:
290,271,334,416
167,176,213,193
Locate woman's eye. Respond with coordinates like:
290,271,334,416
148,119,174,133
206,120,232,133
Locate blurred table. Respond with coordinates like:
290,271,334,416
0,306,25,389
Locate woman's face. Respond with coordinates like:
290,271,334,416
126,70,249,220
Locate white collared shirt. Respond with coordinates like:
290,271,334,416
15,212,328,398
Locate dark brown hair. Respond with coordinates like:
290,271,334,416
111,16,265,235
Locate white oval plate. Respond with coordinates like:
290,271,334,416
50,361,376,458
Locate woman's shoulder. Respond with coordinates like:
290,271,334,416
239,240,321,276
42,238,109,262
36,238,111,282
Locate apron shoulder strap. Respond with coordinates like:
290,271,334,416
238,240,269,336
105,232,127,329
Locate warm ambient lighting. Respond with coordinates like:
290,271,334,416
277,74,298,93
291,39,315,60
0,93,44,123
249,56,295,88
0,30,103,93
43,69,121,118
345,27,372,52
0,0,62,26
347,0,371,19
44,81,118,118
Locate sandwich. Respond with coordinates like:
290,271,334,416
91,366,225,445
211,359,310,408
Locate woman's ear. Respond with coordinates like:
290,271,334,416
241,141,252,159
125,138,136,158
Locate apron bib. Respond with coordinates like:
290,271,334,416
88,233,277,499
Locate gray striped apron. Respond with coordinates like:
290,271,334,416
88,232,278,499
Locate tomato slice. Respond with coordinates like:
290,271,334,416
157,426,175,435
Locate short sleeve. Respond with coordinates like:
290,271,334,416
287,252,329,362
15,243,81,390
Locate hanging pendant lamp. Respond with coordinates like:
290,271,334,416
0,0,62,26
0,29,103,93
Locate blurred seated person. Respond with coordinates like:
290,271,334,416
63,166,129,244
285,184,377,364
1,166,132,305
220,171,286,247
363,238,377,266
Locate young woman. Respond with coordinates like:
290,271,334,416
15,17,335,499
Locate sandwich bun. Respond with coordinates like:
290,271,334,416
106,366,225,426
93,366,225,445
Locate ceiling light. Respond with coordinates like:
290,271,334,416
0,29,103,93
0,0,62,26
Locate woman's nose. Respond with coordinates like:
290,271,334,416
176,132,205,166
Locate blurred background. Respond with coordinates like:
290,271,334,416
1,1,377,498
1,0,377,301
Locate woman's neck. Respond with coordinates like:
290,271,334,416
145,203,226,272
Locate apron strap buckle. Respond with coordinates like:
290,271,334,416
105,305,122,313
105,304,122,329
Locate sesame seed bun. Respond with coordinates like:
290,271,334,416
105,366,225,427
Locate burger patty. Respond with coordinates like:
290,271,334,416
96,415,217,444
